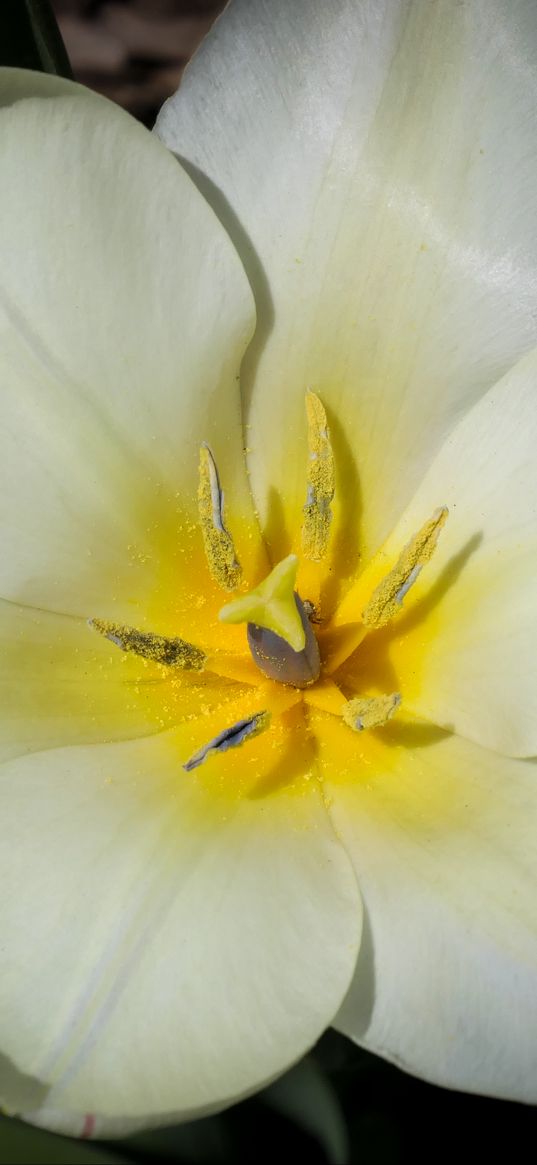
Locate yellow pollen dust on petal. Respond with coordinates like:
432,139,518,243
301,391,335,564
89,618,206,669
257,681,304,718
302,677,347,717
203,652,262,686
342,693,402,732
219,554,306,652
361,506,448,630
198,443,242,592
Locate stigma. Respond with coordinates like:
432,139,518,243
219,555,321,687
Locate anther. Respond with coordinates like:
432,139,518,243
198,443,242,592
183,710,271,771
89,619,206,669
361,507,448,629
343,693,401,732
301,391,335,563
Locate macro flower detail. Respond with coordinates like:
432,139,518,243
2,0,537,1141
89,394,447,774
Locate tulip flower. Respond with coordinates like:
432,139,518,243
2,0,537,1138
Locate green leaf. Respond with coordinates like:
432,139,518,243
0,0,72,78
261,1056,350,1165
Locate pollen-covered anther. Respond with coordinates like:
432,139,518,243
198,442,242,592
343,692,402,732
361,506,448,629
301,390,335,563
89,619,206,669
183,710,271,771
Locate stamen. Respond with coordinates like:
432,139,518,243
219,555,306,652
198,443,242,592
301,391,335,563
89,619,206,669
343,692,401,732
361,507,448,629
183,710,271,771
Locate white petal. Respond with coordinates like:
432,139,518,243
319,717,537,1101
17,1105,214,1141
18,1058,346,1145
0,67,76,107
366,347,537,756
0,70,256,620
157,0,537,572
0,1050,47,1114
0,728,361,1122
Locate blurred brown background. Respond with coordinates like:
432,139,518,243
51,0,225,123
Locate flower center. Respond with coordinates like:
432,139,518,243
89,393,447,777
219,554,321,687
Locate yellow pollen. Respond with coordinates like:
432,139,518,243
342,692,402,732
219,554,306,652
302,677,346,716
258,682,303,718
89,619,206,669
198,443,242,592
301,390,335,563
361,506,448,630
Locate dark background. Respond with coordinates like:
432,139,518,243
54,0,226,123
0,1,535,1160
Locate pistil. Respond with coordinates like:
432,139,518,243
247,596,320,687
219,555,321,686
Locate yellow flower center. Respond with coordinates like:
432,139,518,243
90,393,447,800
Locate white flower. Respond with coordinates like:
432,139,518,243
2,0,537,1137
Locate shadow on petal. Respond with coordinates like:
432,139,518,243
395,531,484,637
174,154,275,414
0,1051,49,1113
321,400,363,617
334,906,376,1038
377,719,451,750
261,485,293,568
248,706,317,799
